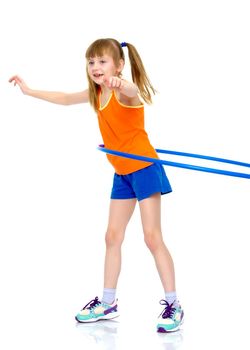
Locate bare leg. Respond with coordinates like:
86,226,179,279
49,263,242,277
104,198,137,288
139,193,176,292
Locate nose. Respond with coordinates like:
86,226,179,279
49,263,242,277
91,62,100,71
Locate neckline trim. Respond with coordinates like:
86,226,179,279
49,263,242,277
98,91,144,111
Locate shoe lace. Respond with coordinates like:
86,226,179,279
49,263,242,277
158,299,176,319
81,296,101,311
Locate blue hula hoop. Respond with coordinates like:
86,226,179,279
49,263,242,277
97,145,250,179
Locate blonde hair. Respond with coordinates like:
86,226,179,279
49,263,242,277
85,38,156,112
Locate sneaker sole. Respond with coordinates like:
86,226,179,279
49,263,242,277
75,312,120,323
157,317,184,333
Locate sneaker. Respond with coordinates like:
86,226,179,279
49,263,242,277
157,300,184,333
75,296,119,323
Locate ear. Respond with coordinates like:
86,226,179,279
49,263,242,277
117,59,125,74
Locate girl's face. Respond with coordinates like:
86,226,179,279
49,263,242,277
87,54,124,86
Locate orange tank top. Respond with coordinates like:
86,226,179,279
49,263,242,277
97,90,159,175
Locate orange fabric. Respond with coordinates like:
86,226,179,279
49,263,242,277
97,91,159,175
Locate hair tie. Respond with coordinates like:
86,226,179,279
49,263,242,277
120,42,127,48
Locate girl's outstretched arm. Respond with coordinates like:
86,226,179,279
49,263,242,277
9,75,89,105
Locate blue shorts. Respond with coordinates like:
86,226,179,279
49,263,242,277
111,163,172,201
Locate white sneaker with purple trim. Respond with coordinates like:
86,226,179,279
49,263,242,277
75,296,119,323
157,300,184,333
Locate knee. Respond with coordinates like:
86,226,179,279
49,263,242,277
144,228,163,253
105,228,124,248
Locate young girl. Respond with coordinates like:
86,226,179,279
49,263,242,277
9,38,184,333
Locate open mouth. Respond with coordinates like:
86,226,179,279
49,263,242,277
93,73,104,78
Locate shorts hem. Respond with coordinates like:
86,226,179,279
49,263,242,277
138,188,172,201
110,194,137,200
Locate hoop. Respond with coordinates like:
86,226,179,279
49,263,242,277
97,145,250,179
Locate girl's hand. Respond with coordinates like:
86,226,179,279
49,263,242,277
104,76,124,90
9,75,30,95
104,76,139,98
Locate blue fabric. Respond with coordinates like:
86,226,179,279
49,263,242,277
111,163,172,201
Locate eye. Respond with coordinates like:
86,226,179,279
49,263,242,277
88,61,94,65
100,60,106,64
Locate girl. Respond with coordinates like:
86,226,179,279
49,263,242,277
9,38,184,333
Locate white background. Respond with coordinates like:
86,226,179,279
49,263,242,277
0,1,249,349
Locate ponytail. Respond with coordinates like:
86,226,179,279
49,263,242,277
123,42,156,104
